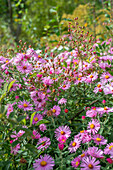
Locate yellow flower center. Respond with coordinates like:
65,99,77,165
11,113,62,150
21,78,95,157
34,117,38,122
6,60,9,63
81,153,85,157
85,64,87,67
90,75,93,78
104,107,108,110
23,103,28,107
63,85,66,88
76,161,79,166
78,78,81,81
96,138,101,142
23,66,27,69
88,164,93,169
74,62,77,65
80,130,84,133
38,55,41,58
93,107,96,110
109,145,113,150
90,124,95,129
52,109,56,113
42,141,46,146
52,78,56,80
105,75,109,79
40,161,47,166
60,131,65,135
97,84,101,88
72,142,76,147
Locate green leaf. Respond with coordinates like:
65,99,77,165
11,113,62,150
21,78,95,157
25,144,38,153
30,112,36,126
8,80,16,92
36,119,49,126
0,92,6,102
17,115,26,122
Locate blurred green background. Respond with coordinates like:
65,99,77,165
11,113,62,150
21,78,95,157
0,0,113,50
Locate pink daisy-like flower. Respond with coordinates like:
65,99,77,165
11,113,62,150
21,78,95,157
31,130,41,139
60,82,70,90
55,125,71,140
81,156,100,170
86,109,97,118
32,113,43,125
18,100,33,111
88,119,100,134
42,76,53,86
39,124,47,132
93,134,107,145
71,157,80,168
17,62,32,74
58,98,67,105
68,138,81,153
58,136,67,144
100,72,113,83
104,142,113,155
37,137,51,151
86,72,98,83
33,154,54,170
51,105,61,117
11,143,20,155
87,147,104,159
17,130,25,137
79,150,88,160
80,131,91,143
6,104,14,118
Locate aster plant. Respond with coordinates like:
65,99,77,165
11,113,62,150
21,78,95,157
0,18,113,169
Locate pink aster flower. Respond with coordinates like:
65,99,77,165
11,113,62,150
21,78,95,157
51,105,61,116
71,157,80,168
86,72,98,83
87,147,104,158
58,136,67,144
81,156,100,170
104,142,113,155
68,138,81,153
18,100,33,111
6,104,14,118
79,150,88,160
17,62,32,74
32,113,43,125
17,130,25,137
60,81,70,90
93,134,107,145
100,72,113,83
31,130,41,139
42,76,53,86
37,137,51,151
86,108,97,118
88,119,100,134
80,131,92,143
55,125,71,140
39,124,47,132
33,154,54,170
11,143,20,155
93,83,104,94
58,98,67,105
